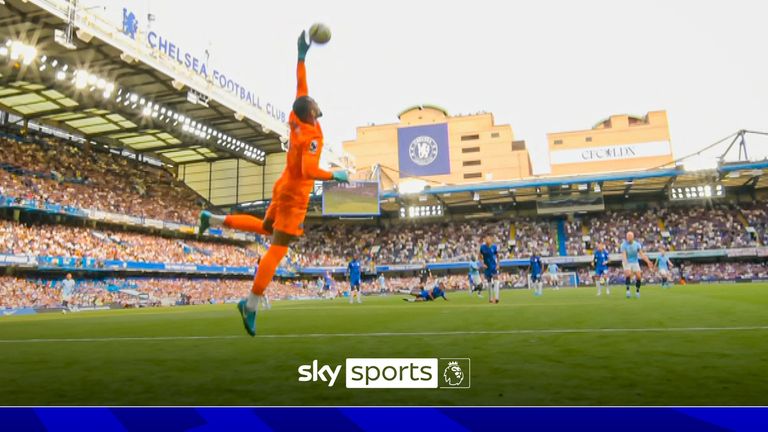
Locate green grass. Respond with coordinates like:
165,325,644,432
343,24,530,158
1,283,768,406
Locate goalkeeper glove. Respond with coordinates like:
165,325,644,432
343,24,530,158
332,170,349,183
298,31,311,61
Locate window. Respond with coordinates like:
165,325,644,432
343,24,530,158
463,160,481,167
511,141,526,151
461,134,480,141
462,146,480,153
585,137,592,142
554,139,563,145
491,132,500,138
464,172,482,179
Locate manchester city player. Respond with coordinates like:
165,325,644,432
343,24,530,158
620,231,654,299
593,242,610,296
655,247,674,288
480,236,500,303
468,259,483,297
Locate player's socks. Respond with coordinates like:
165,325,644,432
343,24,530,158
224,214,271,236
349,292,354,304
251,244,289,295
635,279,641,298
258,294,271,311
245,291,260,312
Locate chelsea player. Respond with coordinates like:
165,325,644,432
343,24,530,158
593,242,610,296
480,236,500,304
347,255,362,304
528,251,544,296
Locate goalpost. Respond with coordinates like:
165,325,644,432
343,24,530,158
527,272,579,290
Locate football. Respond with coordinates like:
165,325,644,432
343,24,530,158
309,23,332,44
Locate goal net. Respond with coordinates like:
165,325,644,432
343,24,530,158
527,272,579,289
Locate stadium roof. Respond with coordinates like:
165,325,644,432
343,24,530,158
375,160,768,215
0,0,287,166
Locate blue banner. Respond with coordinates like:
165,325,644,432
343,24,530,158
397,123,451,177
0,408,765,431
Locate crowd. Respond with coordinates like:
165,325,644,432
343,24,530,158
664,207,753,250
0,276,323,309
0,135,202,224
0,220,256,267
0,276,132,309
0,205,765,270
295,204,762,265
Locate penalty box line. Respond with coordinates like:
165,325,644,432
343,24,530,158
1,325,768,343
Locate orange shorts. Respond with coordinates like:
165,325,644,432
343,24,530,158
264,198,307,237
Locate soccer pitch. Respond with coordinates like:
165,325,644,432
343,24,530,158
1,283,767,406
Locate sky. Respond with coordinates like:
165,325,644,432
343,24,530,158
84,0,768,174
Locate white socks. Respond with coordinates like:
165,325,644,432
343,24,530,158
246,291,260,312
208,214,226,227
260,295,271,310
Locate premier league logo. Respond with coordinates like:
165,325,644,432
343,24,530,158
122,8,139,40
408,135,439,166
442,361,465,387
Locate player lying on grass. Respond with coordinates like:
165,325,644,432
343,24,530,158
403,282,448,302
621,231,654,299
197,30,348,336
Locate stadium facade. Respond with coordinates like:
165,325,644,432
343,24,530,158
342,106,533,190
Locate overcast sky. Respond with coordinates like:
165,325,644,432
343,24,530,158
86,0,768,174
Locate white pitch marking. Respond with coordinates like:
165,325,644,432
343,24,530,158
1,325,767,343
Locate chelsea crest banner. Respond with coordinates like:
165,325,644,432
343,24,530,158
397,124,451,178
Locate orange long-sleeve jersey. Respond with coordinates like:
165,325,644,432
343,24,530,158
270,60,333,209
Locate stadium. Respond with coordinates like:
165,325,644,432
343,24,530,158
1,0,768,409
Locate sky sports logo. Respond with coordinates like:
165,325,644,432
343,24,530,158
297,358,470,389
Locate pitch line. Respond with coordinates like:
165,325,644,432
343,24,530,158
1,325,768,343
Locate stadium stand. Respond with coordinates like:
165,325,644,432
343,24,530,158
0,133,204,224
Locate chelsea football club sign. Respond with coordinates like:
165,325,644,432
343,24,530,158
397,124,451,177
120,7,286,123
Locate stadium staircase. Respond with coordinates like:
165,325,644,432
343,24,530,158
581,221,592,254
556,219,567,256
657,217,672,250
735,209,760,245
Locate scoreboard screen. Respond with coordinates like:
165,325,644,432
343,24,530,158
322,181,380,216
